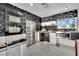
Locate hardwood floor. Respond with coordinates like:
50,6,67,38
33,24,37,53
27,42,75,56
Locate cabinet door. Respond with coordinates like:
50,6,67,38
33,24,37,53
77,41,79,56
35,32,40,42
0,50,6,56
21,42,31,56
20,41,38,56
21,42,30,56
6,45,21,56
50,33,56,44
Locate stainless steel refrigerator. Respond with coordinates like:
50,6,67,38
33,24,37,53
26,20,36,47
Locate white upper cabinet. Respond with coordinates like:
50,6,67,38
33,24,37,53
9,15,20,23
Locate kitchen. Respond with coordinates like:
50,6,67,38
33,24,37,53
0,3,79,56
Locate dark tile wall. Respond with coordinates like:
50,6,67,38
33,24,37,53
0,9,5,36
42,9,78,22
41,9,78,31
0,3,42,36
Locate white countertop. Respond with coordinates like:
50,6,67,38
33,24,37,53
0,41,27,52
56,31,79,34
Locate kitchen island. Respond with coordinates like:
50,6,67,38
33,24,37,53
35,31,79,47
35,31,79,56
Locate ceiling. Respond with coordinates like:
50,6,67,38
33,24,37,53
11,3,79,18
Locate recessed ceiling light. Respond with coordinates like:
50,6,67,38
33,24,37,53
64,7,68,11
30,3,34,6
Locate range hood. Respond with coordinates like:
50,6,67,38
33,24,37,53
41,21,56,26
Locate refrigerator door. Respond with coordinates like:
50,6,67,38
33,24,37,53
26,20,36,47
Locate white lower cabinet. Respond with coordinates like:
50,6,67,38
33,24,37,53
35,32,39,42
22,48,33,56
21,41,34,56
0,50,6,56
21,42,30,56
0,41,31,56
59,39,75,47
6,45,21,56
77,40,79,56
50,33,56,45
20,41,37,56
